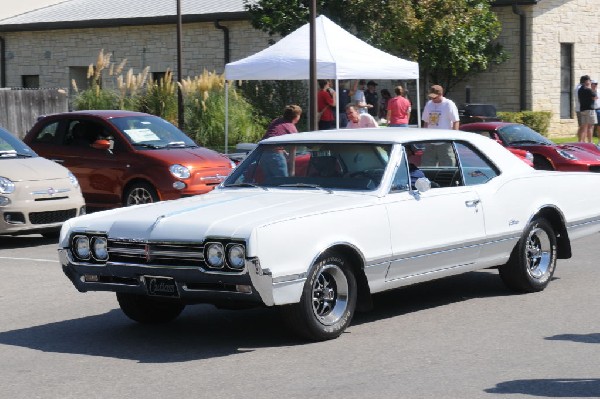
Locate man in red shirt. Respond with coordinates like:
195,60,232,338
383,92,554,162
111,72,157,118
317,80,336,130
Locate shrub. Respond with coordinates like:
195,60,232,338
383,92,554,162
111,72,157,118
497,111,552,136
137,70,178,125
182,71,267,149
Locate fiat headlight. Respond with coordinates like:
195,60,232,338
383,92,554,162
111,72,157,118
227,244,245,269
92,236,108,261
0,177,15,194
68,172,80,188
169,164,191,179
73,235,91,260
205,243,225,268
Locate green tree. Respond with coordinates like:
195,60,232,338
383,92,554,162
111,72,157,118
245,0,506,94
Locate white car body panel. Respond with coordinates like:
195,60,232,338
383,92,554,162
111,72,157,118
58,129,600,310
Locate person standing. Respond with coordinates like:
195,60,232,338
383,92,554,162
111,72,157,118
387,86,412,127
578,76,597,143
345,104,379,128
338,80,352,128
260,104,302,178
575,75,589,138
317,80,336,130
421,85,460,166
592,80,600,141
364,80,379,118
379,89,392,121
352,80,371,114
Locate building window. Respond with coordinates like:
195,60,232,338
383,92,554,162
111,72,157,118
22,75,39,88
560,43,573,119
152,72,167,83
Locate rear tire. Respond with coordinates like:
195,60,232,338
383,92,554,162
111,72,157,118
281,251,357,341
499,218,557,293
116,293,185,323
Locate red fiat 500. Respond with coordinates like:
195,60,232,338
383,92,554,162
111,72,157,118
24,110,234,209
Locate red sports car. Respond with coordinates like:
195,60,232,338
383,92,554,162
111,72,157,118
461,122,600,171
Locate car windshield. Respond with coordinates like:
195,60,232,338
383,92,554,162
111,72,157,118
109,115,197,149
224,142,393,191
498,124,554,146
0,128,37,158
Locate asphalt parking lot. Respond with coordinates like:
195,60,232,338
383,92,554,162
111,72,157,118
1,233,600,398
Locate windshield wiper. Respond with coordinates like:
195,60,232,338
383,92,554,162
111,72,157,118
223,182,267,190
166,141,194,148
132,143,164,149
0,151,32,158
278,183,333,194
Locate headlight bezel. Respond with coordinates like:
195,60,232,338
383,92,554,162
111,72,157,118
72,235,91,260
71,233,109,263
68,171,80,188
203,240,247,271
169,164,191,179
0,176,15,194
204,242,225,269
226,243,246,269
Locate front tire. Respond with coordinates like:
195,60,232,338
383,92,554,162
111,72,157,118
123,182,159,206
499,218,557,293
282,251,357,341
116,293,185,323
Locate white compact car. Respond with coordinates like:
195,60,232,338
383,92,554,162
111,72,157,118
58,128,600,340
0,127,85,237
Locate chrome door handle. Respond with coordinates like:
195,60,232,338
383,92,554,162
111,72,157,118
465,199,480,207
50,159,64,163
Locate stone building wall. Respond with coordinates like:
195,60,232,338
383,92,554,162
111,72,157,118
1,20,271,90
452,0,600,136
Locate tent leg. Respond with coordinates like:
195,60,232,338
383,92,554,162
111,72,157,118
225,81,229,154
416,78,421,128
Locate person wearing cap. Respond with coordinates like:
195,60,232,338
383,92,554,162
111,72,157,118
577,76,597,143
364,80,379,118
421,84,460,166
352,80,372,114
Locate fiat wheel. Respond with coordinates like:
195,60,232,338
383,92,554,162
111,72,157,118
123,182,159,206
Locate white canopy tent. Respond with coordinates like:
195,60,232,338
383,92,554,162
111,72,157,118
223,15,421,149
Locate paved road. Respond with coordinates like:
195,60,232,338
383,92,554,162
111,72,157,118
1,233,599,398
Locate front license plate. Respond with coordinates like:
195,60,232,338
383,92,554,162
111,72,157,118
143,276,180,298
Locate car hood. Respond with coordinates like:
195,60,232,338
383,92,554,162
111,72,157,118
63,189,374,242
557,143,600,160
513,143,600,162
1,156,70,181
137,146,232,168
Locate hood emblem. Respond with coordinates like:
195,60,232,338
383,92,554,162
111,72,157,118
144,244,152,262
47,187,56,196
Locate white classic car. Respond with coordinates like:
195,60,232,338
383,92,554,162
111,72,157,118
58,129,600,341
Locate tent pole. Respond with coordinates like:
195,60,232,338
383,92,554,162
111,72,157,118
335,79,340,129
416,78,421,128
225,81,229,154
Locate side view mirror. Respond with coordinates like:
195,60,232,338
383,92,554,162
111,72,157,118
414,177,432,192
91,139,112,151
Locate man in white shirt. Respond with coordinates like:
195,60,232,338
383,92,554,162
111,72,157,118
345,104,379,128
421,85,460,166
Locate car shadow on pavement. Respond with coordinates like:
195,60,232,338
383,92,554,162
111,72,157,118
0,269,517,362
545,333,600,344
485,378,600,397
352,269,512,326
0,234,59,249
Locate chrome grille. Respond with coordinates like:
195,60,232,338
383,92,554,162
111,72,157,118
108,240,204,268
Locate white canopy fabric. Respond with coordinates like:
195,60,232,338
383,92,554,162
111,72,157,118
225,15,419,80
222,15,421,151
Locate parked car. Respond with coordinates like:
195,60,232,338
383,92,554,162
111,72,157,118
58,129,600,341
24,110,235,209
0,126,85,237
461,121,600,171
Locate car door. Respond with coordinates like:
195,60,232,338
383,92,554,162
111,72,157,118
29,118,131,208
383,141,491,282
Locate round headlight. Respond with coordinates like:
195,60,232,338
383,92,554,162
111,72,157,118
169,164,191,179
205,243,224,268
227,244,245,269
73,236,91,260
68,171,80,188
0,177,15,194
92,236,108,261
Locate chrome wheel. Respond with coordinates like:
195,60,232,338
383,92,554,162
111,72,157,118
525,226,552,279
124,183,158,206
311,263,349,326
